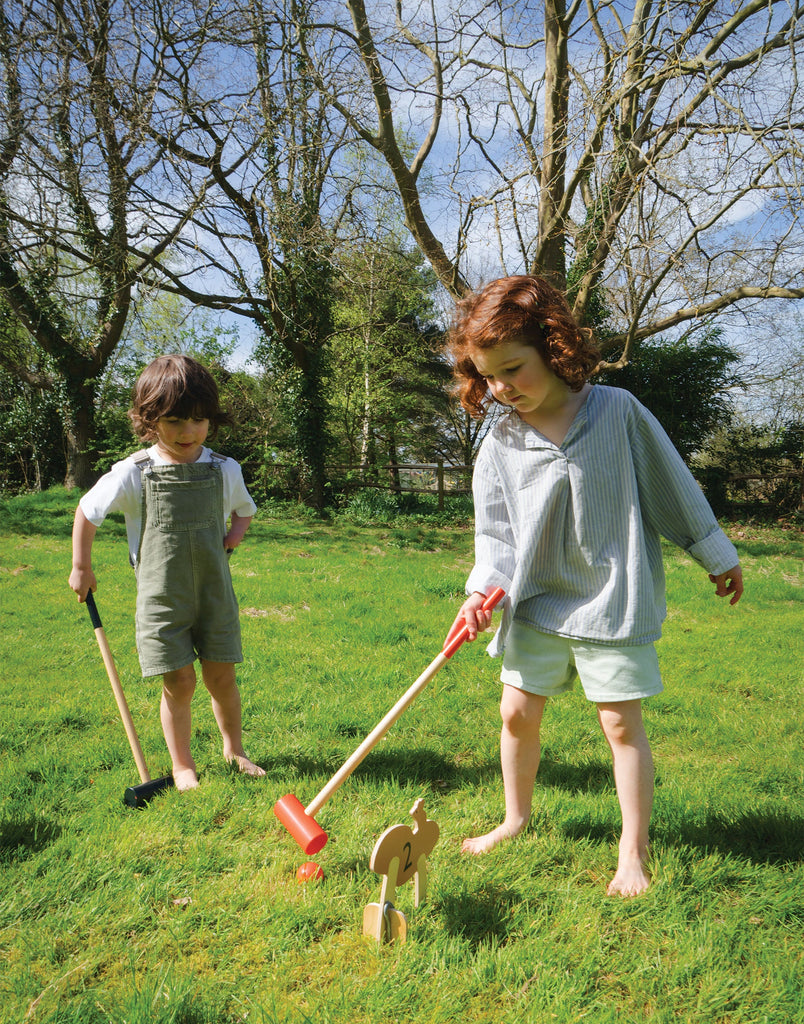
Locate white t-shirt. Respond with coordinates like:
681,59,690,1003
79,446,257,565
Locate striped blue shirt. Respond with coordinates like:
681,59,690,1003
466,385,739,653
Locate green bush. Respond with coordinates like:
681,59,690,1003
597,327,742,461
336,488,474,526
693,420,803,516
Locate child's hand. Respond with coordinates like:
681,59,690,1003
447,592,494,644
223,513,252,553
709,565,743,605
68,566,97,603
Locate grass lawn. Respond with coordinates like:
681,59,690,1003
1,490,802,1023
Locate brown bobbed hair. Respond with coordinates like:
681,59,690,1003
448,275,601,417
128,354,233,441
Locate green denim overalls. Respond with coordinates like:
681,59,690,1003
133,452,242,677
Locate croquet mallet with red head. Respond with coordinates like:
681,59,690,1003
84,591,174,807
273,587,506,854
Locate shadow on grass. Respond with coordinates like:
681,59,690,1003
264,748,803,867
538,754,615,793
660,809,804,866
0,815,62,864
262,750,618,806
556,806,803,868
261,747,469,790
439,882,522,944
2,505,127,539
468,757,804,867
266,747,616,785
735,537,804,559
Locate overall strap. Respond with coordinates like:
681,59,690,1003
132,449,153,475
131,450,153,567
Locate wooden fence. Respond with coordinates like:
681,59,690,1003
333,461,472,510
258,460,471,508
261,461,803,513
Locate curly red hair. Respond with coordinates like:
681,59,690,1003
448,275,600,417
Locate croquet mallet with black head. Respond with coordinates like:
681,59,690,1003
84,591,174,807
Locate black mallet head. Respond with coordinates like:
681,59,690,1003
124,775,175,808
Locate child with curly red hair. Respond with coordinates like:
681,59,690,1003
446,275,742,895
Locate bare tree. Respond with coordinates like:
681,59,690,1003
0,0,200,486
0,0,360,500
4,0,802,490
119,0,365,504
0,0,262,488
303,0,804,364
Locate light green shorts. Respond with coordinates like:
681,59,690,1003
500,622,663,703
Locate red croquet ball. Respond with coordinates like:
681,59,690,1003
296,861,325,883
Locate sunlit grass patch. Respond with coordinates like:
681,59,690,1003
1,493,802,1023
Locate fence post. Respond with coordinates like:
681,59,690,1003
437,460,444,511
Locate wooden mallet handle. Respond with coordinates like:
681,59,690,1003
85,591,152,784
305,587,505,818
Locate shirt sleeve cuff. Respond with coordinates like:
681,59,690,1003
466,565,512,597
686,530,739,574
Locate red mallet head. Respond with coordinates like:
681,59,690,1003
296,861,325,883
274,793,328,854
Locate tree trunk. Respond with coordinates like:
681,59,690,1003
62,377,98,490
537,0,569,289
360,325,373,476
290,339,330,509
387,431,401,492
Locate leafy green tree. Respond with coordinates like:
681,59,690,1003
92,297,241,473
212,367,288,503
329,245,449,473
253,244,334,506
694,418,804,514
0,309,64,491
596,327,743,461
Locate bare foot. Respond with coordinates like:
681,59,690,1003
228,754,266,778
607,853,650,896
173,768,200,792
461,822,523,855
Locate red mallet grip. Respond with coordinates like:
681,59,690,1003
442,586,506,659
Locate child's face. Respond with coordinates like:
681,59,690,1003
470,339,567,421
154,416,210,463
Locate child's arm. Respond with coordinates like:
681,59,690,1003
69,506,98,601
224,513,252,553
709,564,744,605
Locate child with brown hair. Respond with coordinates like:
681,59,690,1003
69,354,265,791
446,275,742,895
